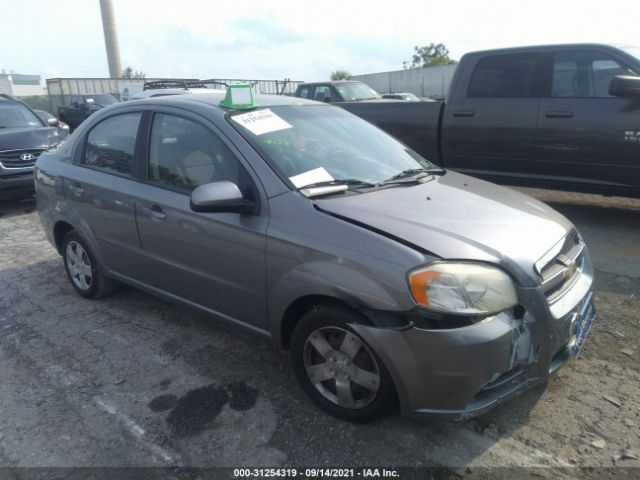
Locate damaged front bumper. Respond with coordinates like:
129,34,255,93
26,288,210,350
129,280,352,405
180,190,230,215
351,250,595,421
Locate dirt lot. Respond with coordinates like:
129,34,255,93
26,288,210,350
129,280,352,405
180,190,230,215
0,188,638,478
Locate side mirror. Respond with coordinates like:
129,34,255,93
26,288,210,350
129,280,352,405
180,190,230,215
609,75,640,98
190,181,254,213
323,96,333,103
46,117,59,127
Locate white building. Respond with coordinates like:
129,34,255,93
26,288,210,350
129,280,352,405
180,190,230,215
0,71,47,97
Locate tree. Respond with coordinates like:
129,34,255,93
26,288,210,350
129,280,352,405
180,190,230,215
121,66,146,79
330,69,352,80
402,43,457,69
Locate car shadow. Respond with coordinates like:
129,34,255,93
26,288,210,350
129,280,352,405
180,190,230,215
0,193,36,219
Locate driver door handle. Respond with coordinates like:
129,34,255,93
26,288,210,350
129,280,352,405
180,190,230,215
142,204,167,220
452,110,475,117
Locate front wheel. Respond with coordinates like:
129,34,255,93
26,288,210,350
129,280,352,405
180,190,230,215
290,303,397,422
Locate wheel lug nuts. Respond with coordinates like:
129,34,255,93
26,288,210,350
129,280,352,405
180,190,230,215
330,369,336,376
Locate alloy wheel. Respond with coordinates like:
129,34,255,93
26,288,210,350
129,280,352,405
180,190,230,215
66,240,93,291
303,326,380,409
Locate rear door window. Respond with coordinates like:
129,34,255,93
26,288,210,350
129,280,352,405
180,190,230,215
297,87,311,99
313,86,333,102
83,113,141,176
468,53,541,98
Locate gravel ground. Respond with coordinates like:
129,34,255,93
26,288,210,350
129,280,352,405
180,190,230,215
0,188,638,478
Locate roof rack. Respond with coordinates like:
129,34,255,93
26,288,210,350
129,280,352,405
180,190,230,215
197,79,229,89
143,80,199,91
143,79,231,91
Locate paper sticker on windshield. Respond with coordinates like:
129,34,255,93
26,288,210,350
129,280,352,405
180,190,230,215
232,109,293,136
289,167,334,188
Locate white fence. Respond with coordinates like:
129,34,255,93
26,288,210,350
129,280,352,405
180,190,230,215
352,64,458,99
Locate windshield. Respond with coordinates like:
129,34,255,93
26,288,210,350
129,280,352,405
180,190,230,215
335,83,380,101
0,103,43,128
86,94,118,106
230,105,435,188
620,46,640,63
35,110,54,120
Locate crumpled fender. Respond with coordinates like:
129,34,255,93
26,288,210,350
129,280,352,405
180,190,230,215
267,260,412,345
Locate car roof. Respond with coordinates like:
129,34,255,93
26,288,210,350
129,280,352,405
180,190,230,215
131,87,226,99
464,43,627,57
125,92,322,110
299,80,361,86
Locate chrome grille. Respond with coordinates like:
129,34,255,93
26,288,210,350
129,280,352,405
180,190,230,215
537,231,585,301
0,148,46,169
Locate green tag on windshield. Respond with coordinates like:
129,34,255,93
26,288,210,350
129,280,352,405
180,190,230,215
220,82,257,109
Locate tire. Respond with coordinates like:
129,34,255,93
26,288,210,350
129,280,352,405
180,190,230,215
290,303,397,422
61,230,117,299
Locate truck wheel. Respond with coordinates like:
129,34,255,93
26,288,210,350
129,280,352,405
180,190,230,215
290,303,397,422
61,230,117,299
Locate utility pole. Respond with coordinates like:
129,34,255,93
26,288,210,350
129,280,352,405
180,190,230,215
99,0,122,78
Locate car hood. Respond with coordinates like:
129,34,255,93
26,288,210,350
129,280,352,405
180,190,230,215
314,171,573,286
0,127,63,151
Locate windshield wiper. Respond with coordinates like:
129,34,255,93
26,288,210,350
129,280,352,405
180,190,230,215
298,179,376,198
381,167,445,184
300,179,376,190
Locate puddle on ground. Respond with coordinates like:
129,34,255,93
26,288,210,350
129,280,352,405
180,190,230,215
149,381,259,437
147,394,178,412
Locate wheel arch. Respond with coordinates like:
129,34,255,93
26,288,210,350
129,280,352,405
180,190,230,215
279,295,359,350
53,220,75,254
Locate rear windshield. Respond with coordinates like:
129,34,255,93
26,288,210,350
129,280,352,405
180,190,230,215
0,102,43,128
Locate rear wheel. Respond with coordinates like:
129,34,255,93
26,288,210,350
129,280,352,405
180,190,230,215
62,230,117,299
291,303,397,422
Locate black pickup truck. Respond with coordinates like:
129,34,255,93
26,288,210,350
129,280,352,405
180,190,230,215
340,44,640,197
57,94,119,130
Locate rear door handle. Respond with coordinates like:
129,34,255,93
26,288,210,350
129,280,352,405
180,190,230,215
545,111,574,118
68,181,84,196
452,110,475,117
142,204,167,220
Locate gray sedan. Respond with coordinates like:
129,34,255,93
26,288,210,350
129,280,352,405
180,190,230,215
35,86,596,421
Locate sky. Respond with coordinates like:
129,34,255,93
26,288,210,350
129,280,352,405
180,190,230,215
1,0,639,82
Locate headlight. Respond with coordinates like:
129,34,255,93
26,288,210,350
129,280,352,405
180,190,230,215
409,263,518,315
